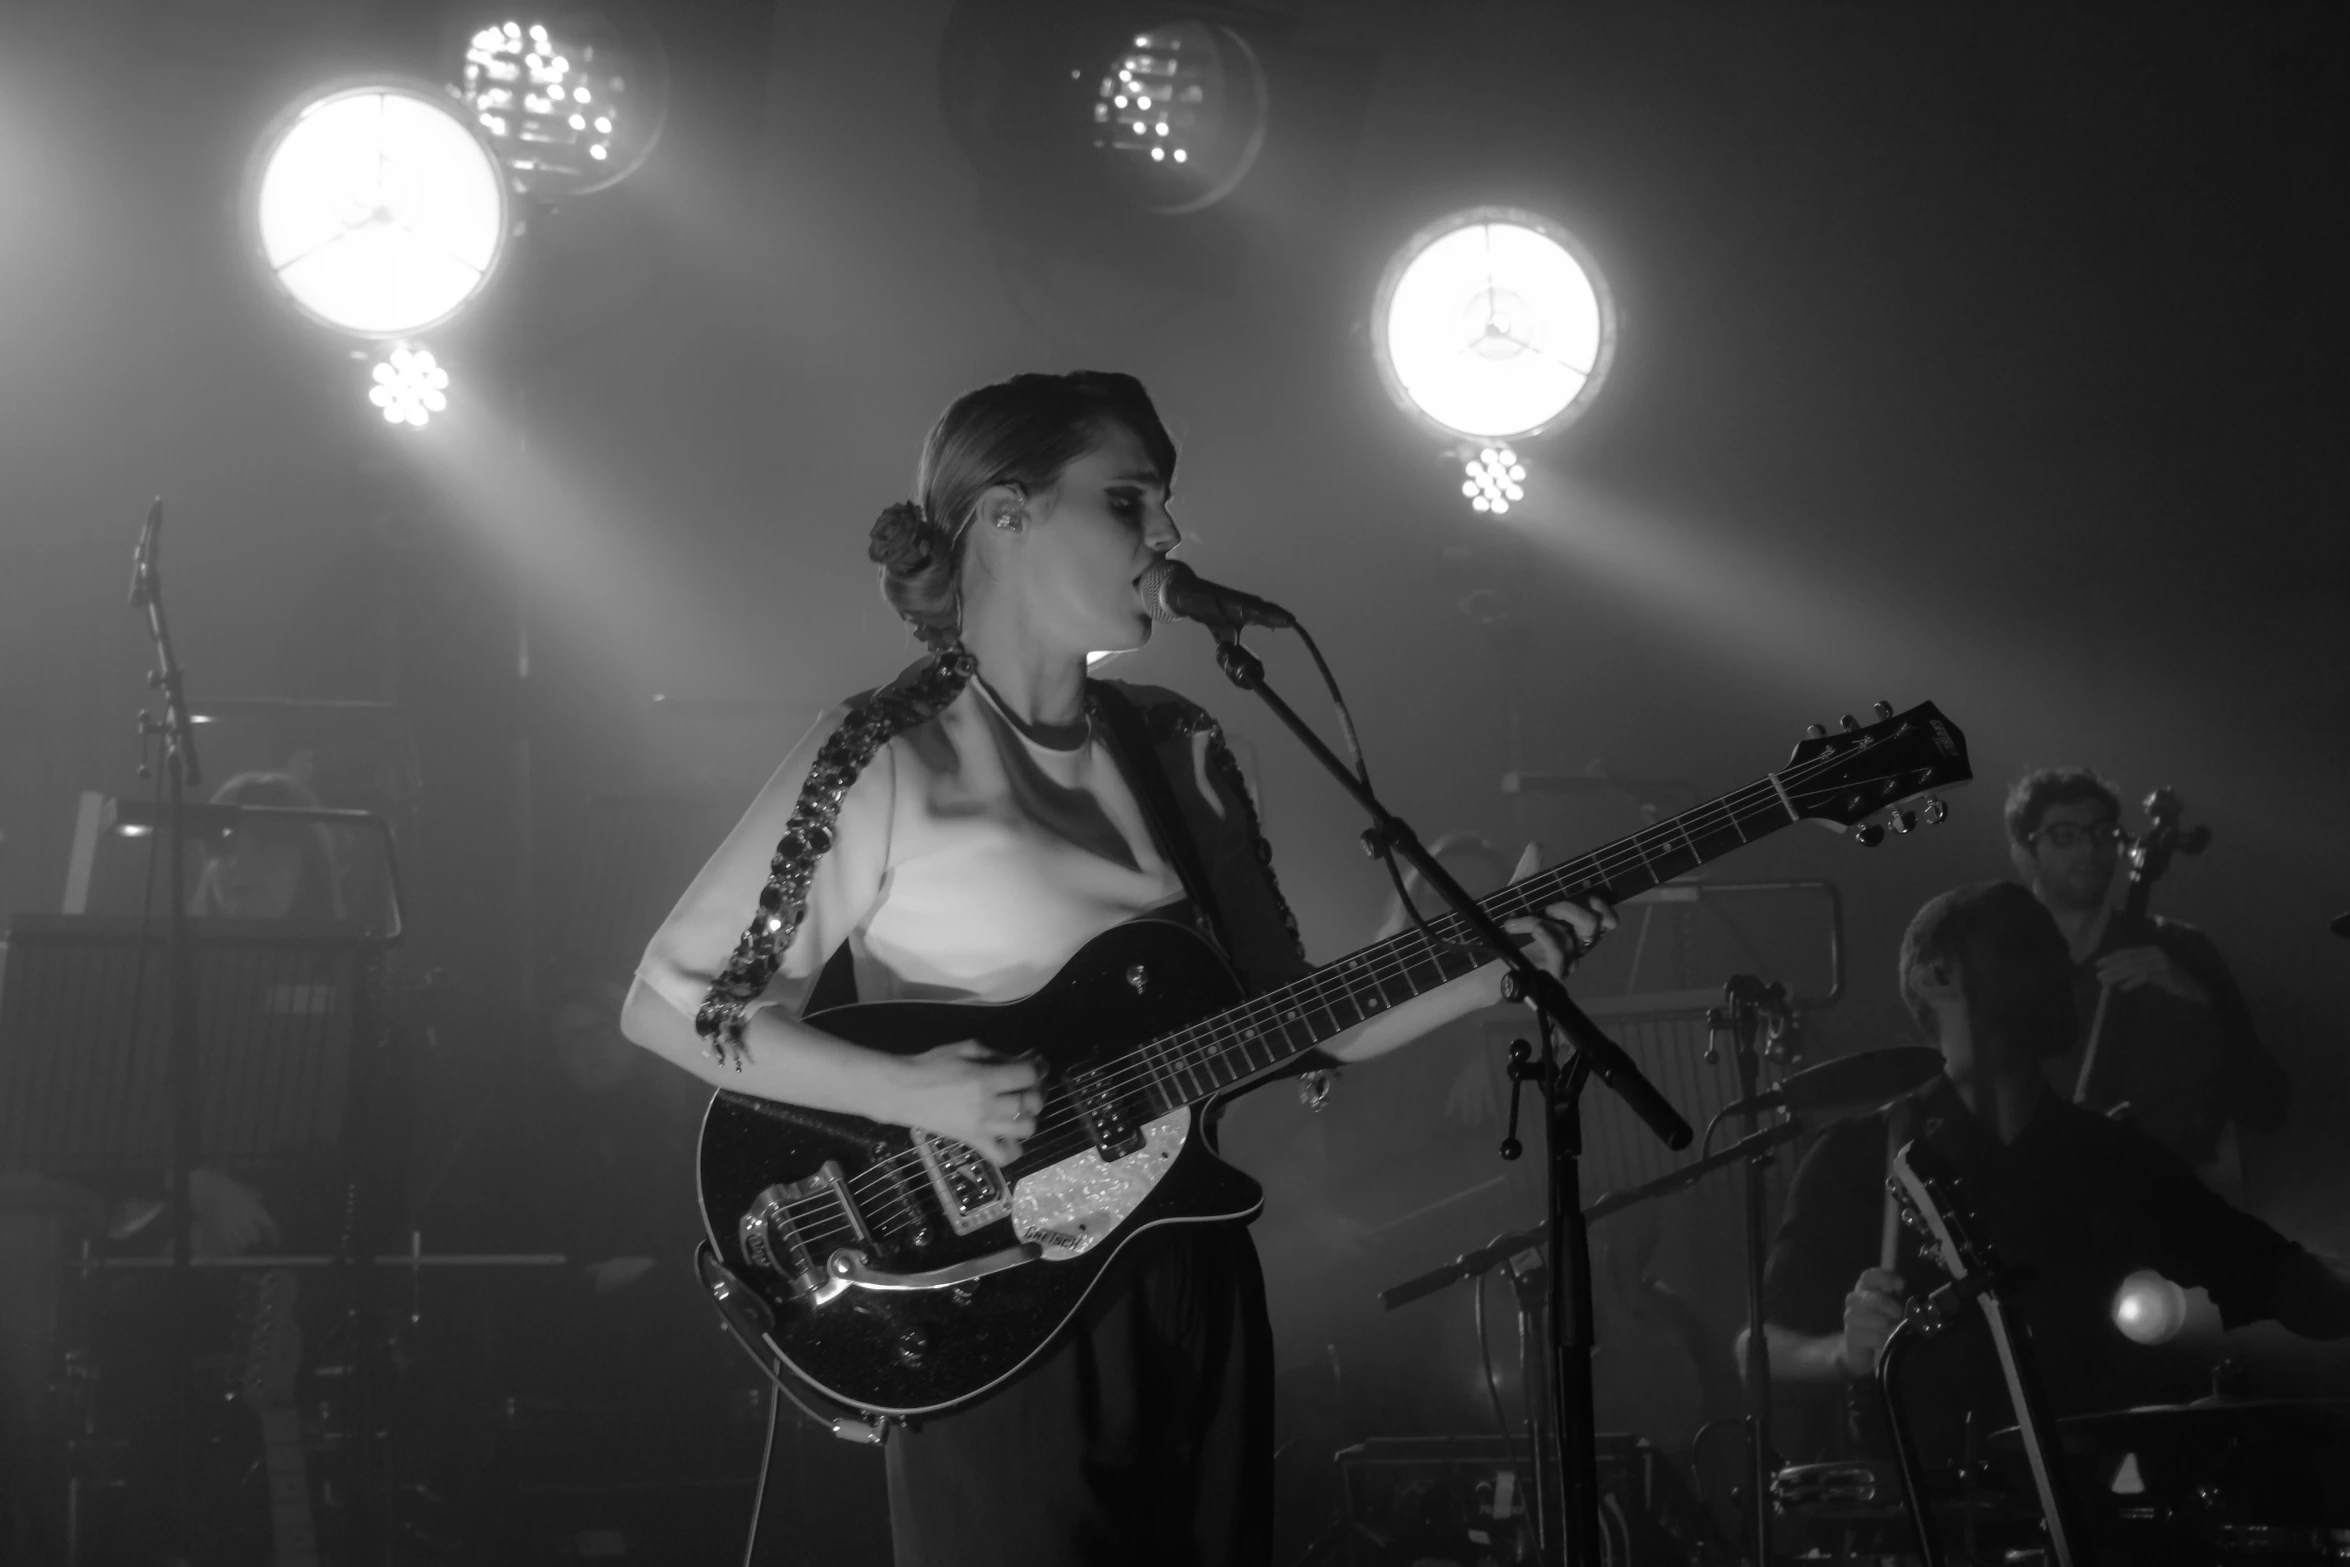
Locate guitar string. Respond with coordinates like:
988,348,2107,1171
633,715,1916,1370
1024,771,1806,1118
793,753,1878,1238
757,746,1909,1249
774,755,1878,1249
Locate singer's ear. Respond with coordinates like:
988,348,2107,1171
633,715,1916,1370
973,481,1030,537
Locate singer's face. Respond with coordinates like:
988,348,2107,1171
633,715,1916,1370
1022,425,1180,656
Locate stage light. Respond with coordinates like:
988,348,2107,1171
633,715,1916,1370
1461,446,1527,515
1089,21,1267,214
1374,207,1617,442
368,346,451,429
251,81,509,339
2112,1269,2188,1346
458,14,664,198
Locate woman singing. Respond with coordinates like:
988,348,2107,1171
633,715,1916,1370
622,371,1609,1566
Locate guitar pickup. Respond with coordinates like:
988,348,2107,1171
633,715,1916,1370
914,1131,1012,1236
738,1160,869,1307
1066,1065,1145,1162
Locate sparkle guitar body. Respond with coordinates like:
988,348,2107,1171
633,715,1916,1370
697,919,1263,1419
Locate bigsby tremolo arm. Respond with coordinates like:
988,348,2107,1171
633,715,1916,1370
826,1242,1042,1292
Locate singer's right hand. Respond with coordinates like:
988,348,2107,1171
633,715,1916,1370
1839,1267,1907,1378
879,1042,1045,1166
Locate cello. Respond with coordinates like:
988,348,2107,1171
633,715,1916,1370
2070,787,2219,1161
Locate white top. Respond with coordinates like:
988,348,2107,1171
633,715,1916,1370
633,677,1301,1036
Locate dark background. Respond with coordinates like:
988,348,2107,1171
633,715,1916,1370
2,0,2345,1554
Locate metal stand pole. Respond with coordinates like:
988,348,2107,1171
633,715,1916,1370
128,499,204,1565
1709,976,1791,1566
1541,1040,1600,1567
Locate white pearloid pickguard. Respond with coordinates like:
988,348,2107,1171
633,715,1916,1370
1010,1109,1191,1260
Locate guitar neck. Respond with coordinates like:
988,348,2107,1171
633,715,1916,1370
1133,773,1800,1109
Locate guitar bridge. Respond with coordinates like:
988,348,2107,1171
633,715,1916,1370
1066,1065,1145,1161
913,1132,1012,1236
738,1160,869,1306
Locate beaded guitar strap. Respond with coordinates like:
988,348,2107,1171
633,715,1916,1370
694,649,976,1066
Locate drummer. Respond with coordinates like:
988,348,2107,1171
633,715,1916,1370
1749,882,2350,1464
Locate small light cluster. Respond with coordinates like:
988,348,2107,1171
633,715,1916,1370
1093,29,1201,168
1461,446,1527,514
463,20,625,195
369,346,449,428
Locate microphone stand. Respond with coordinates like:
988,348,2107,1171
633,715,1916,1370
1207,631,1692,1567
1707,975,1795,1567
127,498,205,1562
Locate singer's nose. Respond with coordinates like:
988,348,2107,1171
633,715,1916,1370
1145,508,1181,554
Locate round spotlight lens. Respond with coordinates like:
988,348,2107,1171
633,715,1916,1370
1373,207,1617,442
252,82,509,338
2111,1269,2188,1346
1090,20,1268,215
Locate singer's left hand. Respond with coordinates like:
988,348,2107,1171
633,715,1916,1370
1500,841,1617,982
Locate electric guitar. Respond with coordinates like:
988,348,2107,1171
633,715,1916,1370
236,1269,319,1567
1889,1140,2082,1567
698,701,1970,1418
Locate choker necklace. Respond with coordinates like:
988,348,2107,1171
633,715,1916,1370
975,675,1091,752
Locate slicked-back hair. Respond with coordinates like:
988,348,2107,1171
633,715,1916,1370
874,371,1178,649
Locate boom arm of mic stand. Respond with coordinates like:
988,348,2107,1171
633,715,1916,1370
1209,634,1692,1151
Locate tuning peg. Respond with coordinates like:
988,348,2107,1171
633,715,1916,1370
1839,714,1859,732
1853,822,1886,848
1804,723,1827,740
1887,808,1918,835
1920,797,1948,827
1873,701,1894,721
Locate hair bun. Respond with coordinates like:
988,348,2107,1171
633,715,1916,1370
868,500,943,579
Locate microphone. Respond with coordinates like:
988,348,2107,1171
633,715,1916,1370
127,497,162,607
1137,557,1296,632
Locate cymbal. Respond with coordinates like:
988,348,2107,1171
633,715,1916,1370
1992,1398,2350,1454
1773,1046,1944,1112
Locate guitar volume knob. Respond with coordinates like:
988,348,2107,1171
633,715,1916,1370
1126,964,1149,994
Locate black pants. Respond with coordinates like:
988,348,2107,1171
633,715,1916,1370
881,1225,1273,1567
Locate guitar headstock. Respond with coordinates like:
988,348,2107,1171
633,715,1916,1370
237,1268,302,1417
1890,1138,1998,1286
1781,700,1971,845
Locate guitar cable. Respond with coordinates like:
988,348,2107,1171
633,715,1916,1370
739,1382,783,1567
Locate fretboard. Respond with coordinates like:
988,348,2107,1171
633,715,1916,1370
1129,773,1801,1112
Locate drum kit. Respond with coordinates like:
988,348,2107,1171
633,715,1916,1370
1771,1396,2350,1567
1372,1037,2350,1567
